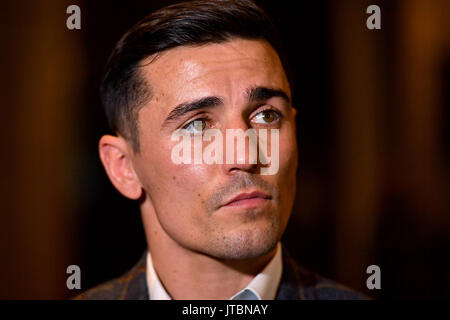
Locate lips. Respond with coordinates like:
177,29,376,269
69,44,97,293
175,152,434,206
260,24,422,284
223,191,271,207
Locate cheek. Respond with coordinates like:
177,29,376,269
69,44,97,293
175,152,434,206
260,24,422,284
139,144,215,243
142,142,213,216
276,126,298,203
278,124,298,172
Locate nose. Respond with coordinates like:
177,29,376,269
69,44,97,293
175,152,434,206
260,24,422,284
221,116,259,175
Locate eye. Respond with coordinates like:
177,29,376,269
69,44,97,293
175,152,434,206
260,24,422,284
252,109,281,124
182,119,207,133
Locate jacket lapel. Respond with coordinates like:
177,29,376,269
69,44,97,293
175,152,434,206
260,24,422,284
120,251,149,300
120,246,363,300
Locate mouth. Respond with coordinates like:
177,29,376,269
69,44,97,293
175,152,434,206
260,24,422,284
222,191,272,208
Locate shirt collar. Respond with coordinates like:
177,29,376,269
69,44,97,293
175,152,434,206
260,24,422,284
146,251,172,300
146,242,283,300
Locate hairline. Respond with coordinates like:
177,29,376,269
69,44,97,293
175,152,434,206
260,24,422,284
128,36,286,154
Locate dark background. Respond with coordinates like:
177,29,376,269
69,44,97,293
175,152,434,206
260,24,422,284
1,0,449,299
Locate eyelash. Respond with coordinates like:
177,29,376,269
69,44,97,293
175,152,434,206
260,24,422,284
182,114,212,130
251,106,283,123
181,106,284,131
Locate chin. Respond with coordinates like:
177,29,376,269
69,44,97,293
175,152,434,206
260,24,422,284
206,224,281,260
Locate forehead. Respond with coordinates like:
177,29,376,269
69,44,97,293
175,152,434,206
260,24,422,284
139,39,290,120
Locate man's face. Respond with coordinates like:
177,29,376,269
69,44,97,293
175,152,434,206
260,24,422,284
131,39,298,259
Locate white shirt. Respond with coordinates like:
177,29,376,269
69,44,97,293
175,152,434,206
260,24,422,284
146,242,283,300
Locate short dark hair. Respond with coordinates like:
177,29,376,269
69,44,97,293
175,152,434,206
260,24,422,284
101,0,290,152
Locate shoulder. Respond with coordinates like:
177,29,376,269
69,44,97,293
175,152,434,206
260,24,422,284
73,252,148,300
277,247,368,300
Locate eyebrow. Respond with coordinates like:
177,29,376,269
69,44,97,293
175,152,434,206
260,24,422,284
161,86,290,129
247,86,290,104
162,96,223,127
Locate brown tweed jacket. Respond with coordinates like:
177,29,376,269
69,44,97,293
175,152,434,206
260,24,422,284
74,247,367,300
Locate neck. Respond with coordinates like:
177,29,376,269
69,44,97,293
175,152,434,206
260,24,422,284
141,201,277,300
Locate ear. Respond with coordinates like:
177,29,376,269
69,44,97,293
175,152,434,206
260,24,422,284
98,135,142,200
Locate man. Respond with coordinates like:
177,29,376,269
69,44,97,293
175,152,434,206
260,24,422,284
76,0,365,300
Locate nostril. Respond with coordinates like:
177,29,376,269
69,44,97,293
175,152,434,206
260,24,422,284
227,162,259,175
